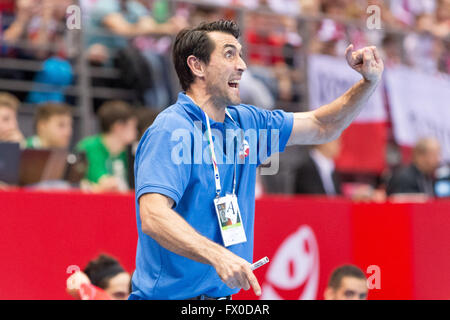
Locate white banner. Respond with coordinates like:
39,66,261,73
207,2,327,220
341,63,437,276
308,54,386,123
385,66,450,162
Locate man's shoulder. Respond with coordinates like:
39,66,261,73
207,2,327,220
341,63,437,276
150,104,195,132
227,103,292,129
228,103,291,118
227,104,263,124
228,103,260,114
137,104,196,150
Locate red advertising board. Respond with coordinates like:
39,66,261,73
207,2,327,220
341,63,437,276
0,190,449,299
235,197,354,300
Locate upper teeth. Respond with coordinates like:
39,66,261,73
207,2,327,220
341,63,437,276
230,80,239,84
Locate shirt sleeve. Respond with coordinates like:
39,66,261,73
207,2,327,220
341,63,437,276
242,106,294,166
135,126,192,207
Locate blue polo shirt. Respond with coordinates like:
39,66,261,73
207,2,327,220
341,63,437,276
131,92,293,299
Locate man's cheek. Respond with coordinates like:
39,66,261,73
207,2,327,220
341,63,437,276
0,123,9,132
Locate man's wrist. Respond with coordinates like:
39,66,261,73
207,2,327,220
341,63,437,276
362,75,381,86
203,241,227,267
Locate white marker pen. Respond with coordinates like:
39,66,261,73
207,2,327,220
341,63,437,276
251,256,269,271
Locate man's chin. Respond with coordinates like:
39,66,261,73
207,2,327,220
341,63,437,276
227,94,241,106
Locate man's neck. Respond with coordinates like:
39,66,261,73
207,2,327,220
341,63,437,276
186,88,226,123
102,133,126,156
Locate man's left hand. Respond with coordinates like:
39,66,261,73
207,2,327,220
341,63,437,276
345,44,384,83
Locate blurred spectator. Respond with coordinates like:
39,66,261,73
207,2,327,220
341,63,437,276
386,137,442,197
210,0,319,16
2,1,75,103
294,139,342,196
86,0,187,109
86,0,187,65
196,0,258,10
0,92,24,145
312,0,369,57
434,0,450,38
246,12,287,68
187,5,226,28
324,264,368,300
245,12,301,102
263,0,302,16
438,40,450,74
312,18,345,57
403,14,443,73
66,254,131,300
381,33,403,67
25,102,73,149
3,0,74,60
389,0,436,27
76,100,137,193
127,107,160,189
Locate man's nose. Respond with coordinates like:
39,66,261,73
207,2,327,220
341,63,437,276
237,55,247,72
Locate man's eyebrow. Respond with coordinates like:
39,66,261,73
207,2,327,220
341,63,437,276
223,44,242,52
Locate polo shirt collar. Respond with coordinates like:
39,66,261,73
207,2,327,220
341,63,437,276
177,92,238,129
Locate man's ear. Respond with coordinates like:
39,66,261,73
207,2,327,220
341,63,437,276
186,55,205,79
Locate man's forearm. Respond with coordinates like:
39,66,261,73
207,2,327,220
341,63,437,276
139,194,261,295
287,45,384,146
313,78,380,141
140,200,225,266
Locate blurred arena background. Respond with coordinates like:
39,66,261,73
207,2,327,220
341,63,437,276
0,0,449,300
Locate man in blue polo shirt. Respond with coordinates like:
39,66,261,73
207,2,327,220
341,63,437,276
130,20,384,300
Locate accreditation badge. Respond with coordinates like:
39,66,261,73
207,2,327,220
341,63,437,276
213,194,247,247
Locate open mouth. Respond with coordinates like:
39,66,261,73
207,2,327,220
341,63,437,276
228,80,240,89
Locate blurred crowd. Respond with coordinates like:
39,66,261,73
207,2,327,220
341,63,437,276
1,0,449,104
0,0,449,199
0,93,159,192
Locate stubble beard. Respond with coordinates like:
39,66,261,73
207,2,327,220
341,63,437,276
206,82,241,109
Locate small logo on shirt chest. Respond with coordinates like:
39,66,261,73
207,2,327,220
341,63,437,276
239,140,250,159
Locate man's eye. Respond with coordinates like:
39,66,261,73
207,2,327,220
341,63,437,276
225,51,234,58
344,290,356,297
